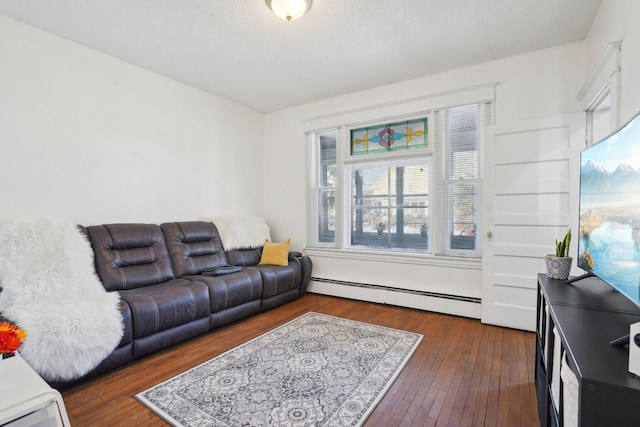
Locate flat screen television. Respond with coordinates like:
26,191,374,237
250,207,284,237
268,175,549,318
576,110,640,344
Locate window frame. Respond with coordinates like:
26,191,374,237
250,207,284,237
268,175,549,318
441,104,483,257
304,83,496,264
586,84,613,146
308,129,339,248
344,156,433,253
308,106,486,259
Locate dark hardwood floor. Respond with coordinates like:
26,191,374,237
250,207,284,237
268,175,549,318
61,293,539,426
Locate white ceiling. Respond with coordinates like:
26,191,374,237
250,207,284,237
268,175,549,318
0,0,603,113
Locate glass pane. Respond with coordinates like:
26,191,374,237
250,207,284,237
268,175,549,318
393,205,429,250
318,190,335,243
351,162,430,252
322,164,337,187
351,207,389,248
351,167,389,238
320,135,336,187
591,90,611,143
451,150,477,179
449,182,477,251
315,131,336,245
351,118,427,155
448,106,478,179
354,166,389,206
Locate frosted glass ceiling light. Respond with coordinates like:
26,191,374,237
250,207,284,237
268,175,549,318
266,0,312,22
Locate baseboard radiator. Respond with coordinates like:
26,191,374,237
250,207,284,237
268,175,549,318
309,277,481,305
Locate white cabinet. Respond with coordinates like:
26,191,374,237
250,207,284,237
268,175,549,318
0,354,70,427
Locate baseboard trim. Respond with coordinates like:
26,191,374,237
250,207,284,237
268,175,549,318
308,278,481,319
310,276,481,304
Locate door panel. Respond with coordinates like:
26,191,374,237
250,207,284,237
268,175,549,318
482,114,584,330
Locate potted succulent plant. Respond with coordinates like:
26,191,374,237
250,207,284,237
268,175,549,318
545,229,572,280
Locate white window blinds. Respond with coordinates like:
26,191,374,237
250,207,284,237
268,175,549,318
310,130,337,246
434,103,493,256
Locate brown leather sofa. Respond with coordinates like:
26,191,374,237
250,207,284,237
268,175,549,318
57,220,311,386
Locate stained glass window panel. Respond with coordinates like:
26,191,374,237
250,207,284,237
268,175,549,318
351,118,427,155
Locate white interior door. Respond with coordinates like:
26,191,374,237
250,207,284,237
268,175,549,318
482,114,584,331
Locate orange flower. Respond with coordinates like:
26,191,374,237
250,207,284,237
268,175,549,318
0,321,27,354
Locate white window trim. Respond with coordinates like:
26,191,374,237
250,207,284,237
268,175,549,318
304,247,482,270
307,129,339,248
586,82,614,146
343,147,432,164
578,40,622,145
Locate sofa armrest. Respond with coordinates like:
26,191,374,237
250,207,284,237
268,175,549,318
289,251,303,260
286,252,312,295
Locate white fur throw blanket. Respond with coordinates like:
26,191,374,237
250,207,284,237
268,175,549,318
0,218,123,382
212,216,271,251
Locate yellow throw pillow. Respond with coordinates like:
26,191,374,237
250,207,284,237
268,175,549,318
259,238,291,266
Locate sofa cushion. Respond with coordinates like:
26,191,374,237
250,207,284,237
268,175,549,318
257,261,302,300
87,223,176,291
226,248,262,266
192,268,263,313
132,319,210,359
161,221,228,276
118,278,210,339
259,238,291,266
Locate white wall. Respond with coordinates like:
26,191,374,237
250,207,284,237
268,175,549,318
584,0,640,122
0,15,264,226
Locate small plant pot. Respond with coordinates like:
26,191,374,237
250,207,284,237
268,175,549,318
545,255,573,280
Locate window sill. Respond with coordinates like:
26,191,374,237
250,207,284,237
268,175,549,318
303,247,482,270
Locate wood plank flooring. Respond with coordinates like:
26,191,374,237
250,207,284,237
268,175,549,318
61,294,539,426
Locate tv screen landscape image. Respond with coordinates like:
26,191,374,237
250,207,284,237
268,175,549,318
578,111,640,307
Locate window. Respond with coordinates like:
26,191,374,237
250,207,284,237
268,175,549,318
310,131,337,245
439,104,484,256
347,158,430,252
587,86,612,145
309,102,490,258
580,41,621,147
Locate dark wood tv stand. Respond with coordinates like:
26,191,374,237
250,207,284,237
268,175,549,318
536,273,640,426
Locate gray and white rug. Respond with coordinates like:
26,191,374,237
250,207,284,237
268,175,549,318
136,312,423,426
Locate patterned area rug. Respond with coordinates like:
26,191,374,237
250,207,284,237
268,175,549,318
136,312,423,426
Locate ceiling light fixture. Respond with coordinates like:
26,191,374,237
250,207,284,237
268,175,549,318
265,0,312,22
